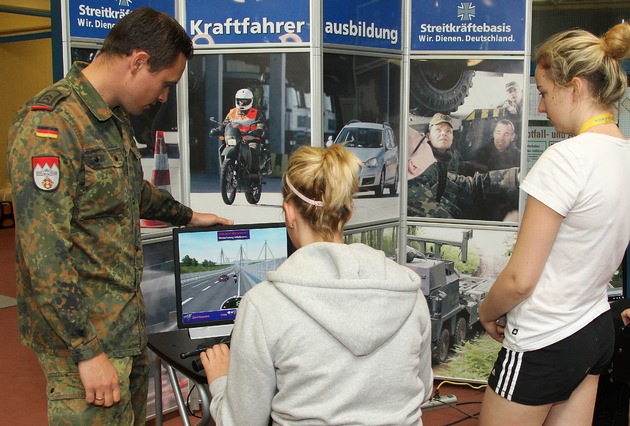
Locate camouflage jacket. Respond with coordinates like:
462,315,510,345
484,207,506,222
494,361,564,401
407,162,519,220
473,141,521,172
7,62,192,363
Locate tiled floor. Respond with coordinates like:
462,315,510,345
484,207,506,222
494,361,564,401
1,227,485,425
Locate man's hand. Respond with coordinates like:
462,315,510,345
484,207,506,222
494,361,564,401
188,212,234,228
78,353,121,407
200,344,231,384
622,309,630,326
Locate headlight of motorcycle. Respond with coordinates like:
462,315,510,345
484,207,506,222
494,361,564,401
363,157,378,168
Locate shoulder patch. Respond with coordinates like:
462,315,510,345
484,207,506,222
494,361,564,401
32,156,60,192
31,88,70,111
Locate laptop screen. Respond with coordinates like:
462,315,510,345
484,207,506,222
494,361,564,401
173,222,295,335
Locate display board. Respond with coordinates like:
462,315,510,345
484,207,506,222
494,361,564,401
323,0,402,50
405,224,514,379
57,0,629,409
405,0,529,380
411,0,527,53
68,0,175,40
186,0,310,47
405,57,526,223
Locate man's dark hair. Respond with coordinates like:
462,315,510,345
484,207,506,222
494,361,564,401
495,119,515,132
100,7,193,71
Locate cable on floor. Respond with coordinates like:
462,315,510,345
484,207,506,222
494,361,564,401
435,379,487,395
186,383,203,419
430,380,485,425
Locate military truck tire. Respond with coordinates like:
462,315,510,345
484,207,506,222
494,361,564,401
433,328,451,364
410,61,475,115
453,317,467,347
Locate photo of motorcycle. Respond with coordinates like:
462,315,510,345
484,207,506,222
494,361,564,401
209,117,271,205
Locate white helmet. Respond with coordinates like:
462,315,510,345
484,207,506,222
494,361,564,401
235,88,254,111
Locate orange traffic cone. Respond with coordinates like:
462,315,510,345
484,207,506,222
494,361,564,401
141,131,170,228
0,201,14,229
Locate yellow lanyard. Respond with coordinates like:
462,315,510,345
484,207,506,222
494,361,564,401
578,113,616,134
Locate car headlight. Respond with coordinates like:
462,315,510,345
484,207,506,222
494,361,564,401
363,157,378,168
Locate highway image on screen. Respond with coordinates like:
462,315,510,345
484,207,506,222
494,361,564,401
177,228,288,325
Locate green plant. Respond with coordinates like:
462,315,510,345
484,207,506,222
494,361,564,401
441,333,502,381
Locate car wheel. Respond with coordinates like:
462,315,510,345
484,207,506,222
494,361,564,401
375,169,385,197
389,170,399,196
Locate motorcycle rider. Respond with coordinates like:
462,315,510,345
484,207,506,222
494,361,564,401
221,88,267,174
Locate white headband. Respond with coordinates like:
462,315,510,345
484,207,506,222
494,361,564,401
285,176,324,207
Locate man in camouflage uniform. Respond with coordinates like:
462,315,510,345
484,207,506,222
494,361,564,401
6,8,232,425
407,113,519,220
473,119,521,172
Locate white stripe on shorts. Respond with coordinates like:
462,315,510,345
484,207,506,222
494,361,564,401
495,349,523,401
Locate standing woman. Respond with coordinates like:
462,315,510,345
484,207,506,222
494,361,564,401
201,144,433,425
478,23,630,425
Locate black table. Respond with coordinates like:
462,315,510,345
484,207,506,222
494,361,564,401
147,330,226,426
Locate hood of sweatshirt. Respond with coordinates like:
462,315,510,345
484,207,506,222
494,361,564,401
267,242,422,357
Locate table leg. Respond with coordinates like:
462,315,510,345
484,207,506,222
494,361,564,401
166,363,192,426
153,356,163,426
192,380,212,426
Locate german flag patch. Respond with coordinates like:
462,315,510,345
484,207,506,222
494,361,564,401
36,126,59,139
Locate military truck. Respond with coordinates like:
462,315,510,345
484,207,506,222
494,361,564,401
406,230,495,364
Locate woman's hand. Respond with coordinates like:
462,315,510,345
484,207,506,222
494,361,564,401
481,315,506,343
200,344,231,384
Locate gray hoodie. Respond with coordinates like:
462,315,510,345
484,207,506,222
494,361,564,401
210,242,433,425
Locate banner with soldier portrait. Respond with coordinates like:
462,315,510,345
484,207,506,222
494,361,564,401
406,57,526,223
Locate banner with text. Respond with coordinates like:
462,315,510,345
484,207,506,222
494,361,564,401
411,0,526,52
526,126,569,173
186,0,310,47
323,0,402,50
69,0,174,40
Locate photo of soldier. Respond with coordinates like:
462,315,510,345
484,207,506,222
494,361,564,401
407,113,459,180
407,113,519,221
472,119,521,172
496,81,523,149
497,81,523,116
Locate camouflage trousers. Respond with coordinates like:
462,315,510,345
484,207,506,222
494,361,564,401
36,349,150,426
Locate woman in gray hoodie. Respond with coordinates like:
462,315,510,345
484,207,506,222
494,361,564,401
201,144,433,425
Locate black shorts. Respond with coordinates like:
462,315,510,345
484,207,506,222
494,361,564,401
487,311,614,406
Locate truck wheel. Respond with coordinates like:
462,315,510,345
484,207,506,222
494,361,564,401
453,317,467,347
409,61,474,115
433,328,450,364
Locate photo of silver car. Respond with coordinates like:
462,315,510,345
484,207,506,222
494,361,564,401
333,120,399,197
